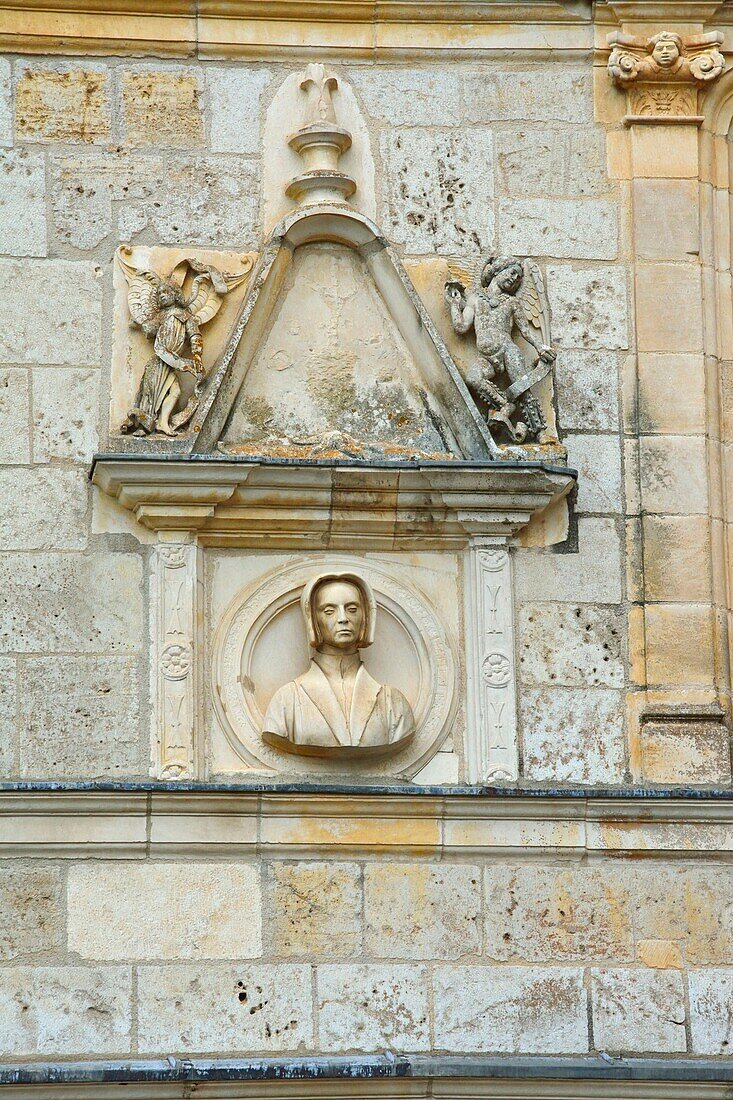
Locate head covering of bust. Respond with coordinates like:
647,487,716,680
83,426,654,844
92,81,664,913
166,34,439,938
480,254,521,287
300,571,377,650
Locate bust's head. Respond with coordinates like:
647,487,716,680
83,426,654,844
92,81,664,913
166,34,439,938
301,571,376,653
649,31,682,68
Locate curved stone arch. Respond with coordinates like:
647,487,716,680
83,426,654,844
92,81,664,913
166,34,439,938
191,202,498,459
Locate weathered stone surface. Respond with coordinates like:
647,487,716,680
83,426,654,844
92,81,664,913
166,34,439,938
517,603,624,688
641,721,732,785
496,129,610,197
0,59,10,146
137,964,312,1053
0,868,64,960
689,970,733,1053
464,70,592,124
68,864,261,959
554,350,620,431
637,939,683,969
207,67,272,154
265,862,361,958
644,605,715,688
0,468,87,551
364,864,481,960
0,966,131,1055
19,656,141,778
591,968,686,1052
564,434,623,514
317,965,429,1051
352,68,461,125
642,514,711,602
547,266,628,350
433,966,587,1053
0,260,101,365
381,128,494,254
50,153,259,250
639,435,708,514
0,552,143,653
484,865,634,963
32,368,99,462
15,63,111,144
521,687,626,783
498,199,617,261
635,265,703,354
0,369,30,463
121,69,204,148
633,179,699,262
637,353,706,435
631,866,733,965
0,657,15,776
515,518,623,604
0,150,46,257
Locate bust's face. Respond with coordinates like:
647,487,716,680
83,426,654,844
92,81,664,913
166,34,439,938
652,37,680,67
496,264,522,293
314,580,364,652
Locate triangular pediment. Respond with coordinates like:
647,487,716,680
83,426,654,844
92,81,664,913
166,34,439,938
192,206,498,460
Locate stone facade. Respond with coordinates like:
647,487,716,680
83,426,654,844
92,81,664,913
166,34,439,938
1,0,733,1095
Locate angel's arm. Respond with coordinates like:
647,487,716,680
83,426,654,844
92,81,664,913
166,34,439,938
446,288,476,334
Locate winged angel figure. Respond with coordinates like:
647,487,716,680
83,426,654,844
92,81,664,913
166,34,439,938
445,255,556,444
119,254,253,437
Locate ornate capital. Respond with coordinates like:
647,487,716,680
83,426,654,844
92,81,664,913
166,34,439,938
608,28,725,121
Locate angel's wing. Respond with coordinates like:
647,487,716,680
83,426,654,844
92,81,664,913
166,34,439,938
127,272,163,336
184,254,257,325
446,258,481,294
517,261,550,346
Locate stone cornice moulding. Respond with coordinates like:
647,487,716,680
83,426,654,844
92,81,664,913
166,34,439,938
601,0,729,22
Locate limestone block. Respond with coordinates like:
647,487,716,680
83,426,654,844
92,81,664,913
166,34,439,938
0,260,101,366
644,605,716,688
463,70,592,124
564,434,623,514
639,435,708,515
637,940,683,969
0,468,88,551
635,265,703,354
496,130,610,198
641,721,731,784
484,865,634,963
498,199,617,261
0,656,15,776
0,150,46,257
15,63,111,144
637,353,706,435
0,59,10,146
642,515,712,602
631,125,698,180
0,369,30,463
547,266,628,350
633,180,699,262
554,350,620,432
364,864,481,960
521,687,627,784
137,964,312,1053
591,968,686,1053
317,964,429,1051
51,153,259,251
433,965,587,1053
689,970,733,1053
0,552,143,653
68,864,261,959
351,68,461,125
381,128,494,254
517,603,624,688
32,368,99,463
121,69,204,148
265,862,361,958
207,67,272,153
0,868,64,959
514,518,623,604
19,656,141,778
0,966,131,1055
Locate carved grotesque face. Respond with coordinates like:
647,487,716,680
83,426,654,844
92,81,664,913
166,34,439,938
496,263,522,293
313,580,365,652
158,282,180,309
652,36,680,67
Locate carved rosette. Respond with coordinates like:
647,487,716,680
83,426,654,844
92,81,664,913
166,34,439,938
153,538,200,779
607,29,725,122
464,542,518,783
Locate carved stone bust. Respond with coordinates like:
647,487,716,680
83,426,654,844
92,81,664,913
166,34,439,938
261,571,416,758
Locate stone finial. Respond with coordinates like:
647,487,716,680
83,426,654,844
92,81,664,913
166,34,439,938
608,29,725,118
285,63,356,206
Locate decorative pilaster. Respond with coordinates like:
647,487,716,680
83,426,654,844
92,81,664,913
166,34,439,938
464,540,518,784
152,532,201,779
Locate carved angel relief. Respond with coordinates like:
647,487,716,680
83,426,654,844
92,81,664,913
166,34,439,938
608,30,725,117
445,255,556,444
118,252,254,437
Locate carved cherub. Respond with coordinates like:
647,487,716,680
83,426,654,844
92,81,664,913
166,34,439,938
118,253,254,437
444,255,556,444
608,29,725,86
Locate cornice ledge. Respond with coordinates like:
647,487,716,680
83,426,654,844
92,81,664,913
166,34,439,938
601,0,729,22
